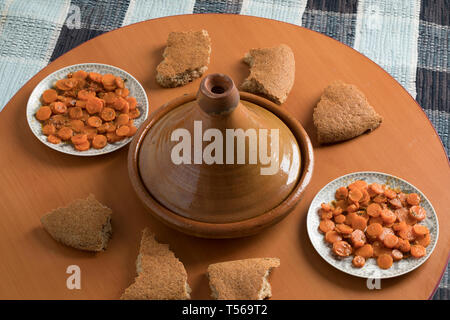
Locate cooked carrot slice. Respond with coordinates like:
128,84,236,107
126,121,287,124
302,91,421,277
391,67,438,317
82,127,98,141
70,119,84,133
57,127,73,140
106,131,124,143
126,96,137,110
113,97,130,111
397,238,411,252
78,89,96,101
348,188,363,202
410,245,426,258
398,192,407,206
380,209,396,224
87,116,102,128
325,230,342,244
391,249,403,261
412,224,429,236
349,180,368,190
377,254,393,269
407,193,421,206
332,206,343,216
47,134,61,144
319,220,335,233
415,233,431,247
101,74,116,87
359,189,370,204
383,234,399,248
352,256,365,268
76,100,86,108
126,125,137,137
335,186,348,200
86,97,103,114
389,198,403,209
334,214,346,224
55,78,76,91
369,216,384,225
366,203,382,217
335,223,353,235
100,107,116,122
51,102,67,115
116,113,130,126
115,87,129,97
373,194,387,203
355,244,373,259
351,229,366,248
409,206,426,221
378,227,394,241
321,203,332,211
103,92,117,105
115,76,124,89
92,134,107,149
367,223,383,238
74,140,90,151
345,212,357,226
36,106,52,121
88,72,102,83
320,208,333,220
69,106,83,119
73,70,88,79
393,221,408,232
351,215,367,231
71,134,88,145
42,124,56,136
369,183,384,195
398,225,416,241
42,89,58,104
347,203,359,213
384,188,397,199
332,241,352,257
116,125,130,137
129,108,140,119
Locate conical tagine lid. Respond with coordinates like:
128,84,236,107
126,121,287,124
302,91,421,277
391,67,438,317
138,74,301,223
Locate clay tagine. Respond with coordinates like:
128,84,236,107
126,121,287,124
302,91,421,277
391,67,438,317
128,73,313,238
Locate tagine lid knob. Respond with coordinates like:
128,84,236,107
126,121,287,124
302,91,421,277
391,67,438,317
137,73,302,224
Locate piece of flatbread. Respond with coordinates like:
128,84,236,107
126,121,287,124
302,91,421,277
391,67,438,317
207,258,280,300
241,44,295,104
120,228,191,300
156,30,211,88
313,81,383,144
40,194,112,252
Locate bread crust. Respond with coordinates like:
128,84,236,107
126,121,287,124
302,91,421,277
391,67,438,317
207,258,280,300
156,30,211,88
241,44,295,104
313,81,383,144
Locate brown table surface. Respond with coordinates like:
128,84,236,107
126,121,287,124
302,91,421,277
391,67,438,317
0,14,448,299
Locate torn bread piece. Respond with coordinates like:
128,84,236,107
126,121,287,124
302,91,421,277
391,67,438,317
121,228,191,300
241,44,295,104
207,258,280,300
156,30,211,88
40,194,112,252
313,80,383,144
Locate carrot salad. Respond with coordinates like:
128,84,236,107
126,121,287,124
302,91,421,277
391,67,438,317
318,180,430,269
35,70,140,151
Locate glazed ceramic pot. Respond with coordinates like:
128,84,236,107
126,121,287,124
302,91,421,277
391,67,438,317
128,73,313,238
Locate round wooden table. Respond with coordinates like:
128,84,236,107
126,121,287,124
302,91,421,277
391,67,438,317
0,14,448,299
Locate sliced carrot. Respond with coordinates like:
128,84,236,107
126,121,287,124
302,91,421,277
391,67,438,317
384,188,397,199
335,187,348,200
397,238,411,252
373,194,387,203
115,87,129,97
389,198,403,209
380,209,396,224
92,134,107,149
332,241,352,257
383,234,399,248
391,249,403,261
77,89,96,101
86,97,103,114
409,206,426,221
377,254,393,269
116,113,130,126
36,106,52,121
351,229,366,248
407,193,421,206
378,227,394,241
74,140,90,151
351,215,367,231
369,182,384,195
47,134,61,144
348,188,363,202
69,106,83,119
127,125,137,137
334,214,346,224
115,76,124,89
352,256,365,268
76,100,86,108
355,244,373,259
87,116,102,128
129,108,140,119
57,127,73,140
335,223,353,235
348,180,368,190
412,224,429,236
73,70,88,79
113,97,129,111
106,131,124,143
346,203,359,213
369,216,384,225
88,72,102,83
410,245,426,258
116,125,130,137
55,78,76,91
415,233,431,247
71,134,88,145
319,220,335,233
70,119,84,133
82,127,98,141
42,124,56,136
398,225,416,241
42,89,58,103
320,208,333,220
332,206,343,216
366,223,383,238
51,101,67,115
393,221,408,232
366,203,382,217
103,92,117,105
126,96,137,110
325,230,342,244
345,212,358,226
101,74,116,87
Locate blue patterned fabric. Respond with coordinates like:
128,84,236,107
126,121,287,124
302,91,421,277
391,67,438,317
0,0,448,299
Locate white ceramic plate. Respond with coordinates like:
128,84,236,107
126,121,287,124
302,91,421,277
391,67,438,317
26,63,149,156
307,171,439,279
